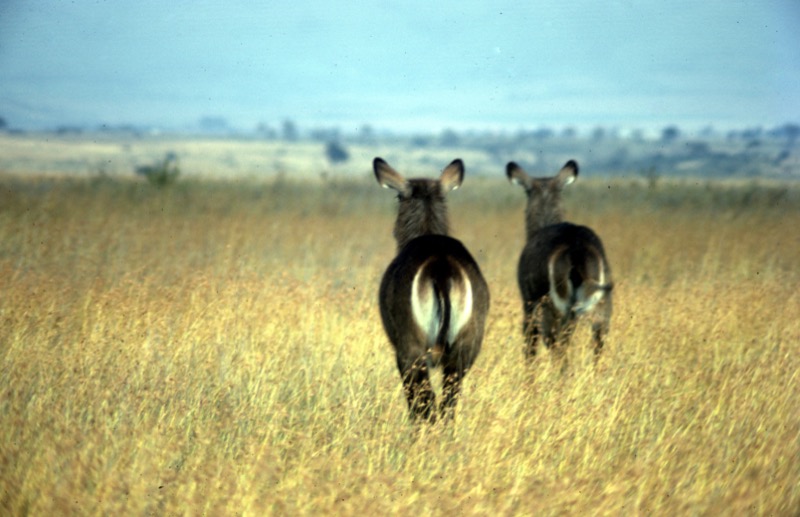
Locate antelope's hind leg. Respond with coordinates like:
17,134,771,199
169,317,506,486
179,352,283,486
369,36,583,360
542,303,572,374
591,295,612,364
440,341,480,421
522,301,541,361
397,353,437,423
440,367,462,422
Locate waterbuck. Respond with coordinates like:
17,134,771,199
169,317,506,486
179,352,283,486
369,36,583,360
506,159,612,370
374,157,490,422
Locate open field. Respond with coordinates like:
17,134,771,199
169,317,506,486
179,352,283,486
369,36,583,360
2,130,797,182
0,133,500,181
1,163,799,514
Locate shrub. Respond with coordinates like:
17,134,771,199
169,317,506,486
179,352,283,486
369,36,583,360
325,141,349,164
135,152,180,187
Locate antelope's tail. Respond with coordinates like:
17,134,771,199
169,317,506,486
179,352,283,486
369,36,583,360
433,279,451,357
411,257,473,360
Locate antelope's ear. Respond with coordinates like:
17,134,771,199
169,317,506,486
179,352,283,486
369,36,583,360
506,161,530,187
440,159,464,193
556,160,579,186
374,157,409,195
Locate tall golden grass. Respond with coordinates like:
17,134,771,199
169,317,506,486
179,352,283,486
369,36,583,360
1,173,798,515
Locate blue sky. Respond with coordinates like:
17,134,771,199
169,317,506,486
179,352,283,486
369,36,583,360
1,1,798,134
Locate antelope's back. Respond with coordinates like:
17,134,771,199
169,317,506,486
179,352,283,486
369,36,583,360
518,222,611,301
379,234,490,347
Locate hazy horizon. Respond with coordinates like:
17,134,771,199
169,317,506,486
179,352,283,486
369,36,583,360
2,1,799,135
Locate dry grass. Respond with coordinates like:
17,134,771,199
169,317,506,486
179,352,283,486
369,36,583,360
1,172,798,515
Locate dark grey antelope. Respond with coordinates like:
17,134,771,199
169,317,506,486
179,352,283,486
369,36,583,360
374,157,490,423
506,160,612,370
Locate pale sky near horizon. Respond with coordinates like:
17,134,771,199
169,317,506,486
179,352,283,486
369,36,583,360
1,1,798,134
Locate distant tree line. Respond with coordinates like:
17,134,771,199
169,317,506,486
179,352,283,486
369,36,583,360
2,111,797,177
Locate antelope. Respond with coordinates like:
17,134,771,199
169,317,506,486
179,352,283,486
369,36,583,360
374,157,490,423
506,159,612,370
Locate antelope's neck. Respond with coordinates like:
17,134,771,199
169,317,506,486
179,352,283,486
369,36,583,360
395,205,450,251
525,208,562,241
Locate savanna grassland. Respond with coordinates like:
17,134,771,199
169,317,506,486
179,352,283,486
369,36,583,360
1,160,799,515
